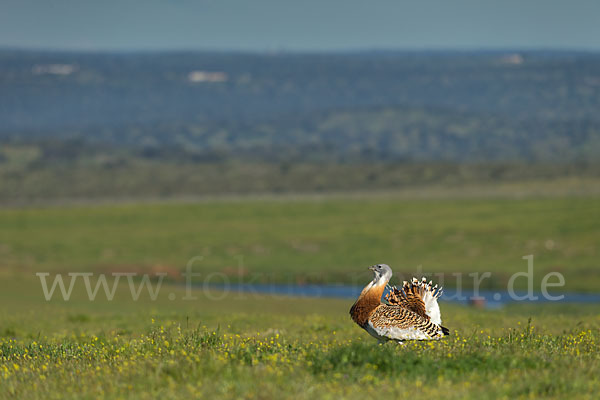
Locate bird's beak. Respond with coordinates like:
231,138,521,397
368,265,376,272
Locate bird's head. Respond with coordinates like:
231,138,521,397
368,263,392,285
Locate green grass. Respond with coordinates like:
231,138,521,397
0,278,599,399
0,195,598,398
0,196,598,291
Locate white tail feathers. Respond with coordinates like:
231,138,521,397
415,277,443,326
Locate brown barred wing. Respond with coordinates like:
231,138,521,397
385,281,428,321
368,305,444,340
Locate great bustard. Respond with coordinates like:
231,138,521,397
350,264,449,344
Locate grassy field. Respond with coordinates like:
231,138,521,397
1,277,599,399
1,195,599,398
0,196,598,291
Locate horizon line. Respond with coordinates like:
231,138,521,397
2,45,600,55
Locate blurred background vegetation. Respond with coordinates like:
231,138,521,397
1,49,599,203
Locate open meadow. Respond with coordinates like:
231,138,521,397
0,194,599,399
0,277,599,399
0,195,597,290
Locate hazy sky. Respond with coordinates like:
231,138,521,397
1,0,599,51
